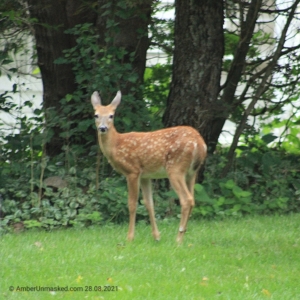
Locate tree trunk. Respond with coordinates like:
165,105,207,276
163,0,224,154
27,0,97,157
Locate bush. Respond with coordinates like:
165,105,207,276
0,166,180,232
196,145,300,218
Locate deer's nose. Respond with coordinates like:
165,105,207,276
99,126,108,133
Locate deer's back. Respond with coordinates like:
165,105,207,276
111,126,206,178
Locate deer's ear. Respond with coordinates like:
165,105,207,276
91,91,101,108
111,91,121,109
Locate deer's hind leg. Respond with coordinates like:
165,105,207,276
168,171,194,244
186,171,197,217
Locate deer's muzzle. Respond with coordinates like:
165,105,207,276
98,126,108,134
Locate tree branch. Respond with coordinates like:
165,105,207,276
221,0,300,177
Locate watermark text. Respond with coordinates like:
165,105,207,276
9,285,118,292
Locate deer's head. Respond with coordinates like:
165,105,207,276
91,91,121,134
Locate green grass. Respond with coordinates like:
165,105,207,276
1,215,300,300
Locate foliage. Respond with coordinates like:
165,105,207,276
0,166,102,231
143,63,172,129
0,163,181,232
196,140,300,218
2,136,300,232
0,0,32,61
52,22,157,161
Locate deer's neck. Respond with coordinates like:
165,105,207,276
98,126,119,160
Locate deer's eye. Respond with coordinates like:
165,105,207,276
94,114,99,119
109,114,114,119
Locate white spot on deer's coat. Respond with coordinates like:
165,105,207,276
192,142,197,157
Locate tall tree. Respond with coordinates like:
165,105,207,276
163,0,300,162
27,0,96,156
163,0,224,154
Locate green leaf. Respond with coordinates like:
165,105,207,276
54,57,68,64
224,179,236,189
2,59,13,65
65,94,73,102
194,184,213,204
69,167,76,174
32,67,40,75
122,117,132,126
217,197,225,206
78,120,92,132
194,183,204,193
47,165,57,172
232,186,252,198
232,204,241,212
261,133,277,144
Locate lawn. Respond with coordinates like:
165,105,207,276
0,215,299,300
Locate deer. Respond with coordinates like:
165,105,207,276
91,91,207,243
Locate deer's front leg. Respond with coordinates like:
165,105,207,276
126,174,140,241
140,178,160,241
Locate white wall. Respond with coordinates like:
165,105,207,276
0,35,42,136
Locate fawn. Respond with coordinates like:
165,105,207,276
91,91,207,243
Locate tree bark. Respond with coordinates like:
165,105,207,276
163,0,224,154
